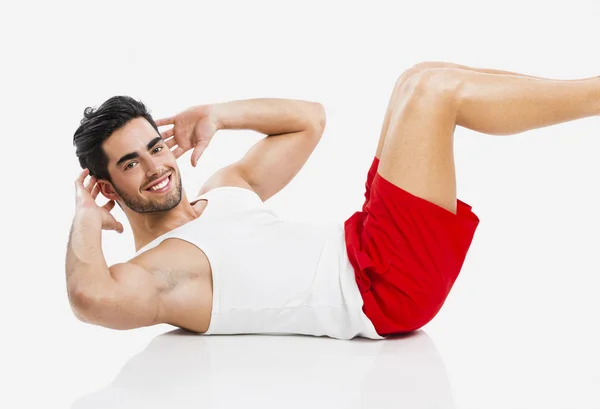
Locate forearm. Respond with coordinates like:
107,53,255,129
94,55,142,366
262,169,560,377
65,210,115,306
210,98,325,135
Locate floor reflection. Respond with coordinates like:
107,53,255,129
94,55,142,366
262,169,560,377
72,330,455,408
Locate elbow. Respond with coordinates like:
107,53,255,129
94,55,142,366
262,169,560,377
67,276,116,320
315,102,327,130
68,288,96,321
68,284,112,324
68,291,120,329
308,102,327,134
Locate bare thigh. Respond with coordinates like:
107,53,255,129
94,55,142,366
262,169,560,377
374,61,548,160
377,69,463,214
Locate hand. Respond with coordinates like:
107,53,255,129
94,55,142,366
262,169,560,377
155,104,218,167
75,169,124,234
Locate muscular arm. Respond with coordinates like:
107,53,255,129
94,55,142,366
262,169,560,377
211,98,323,136
66,209,111,296
66,210,160,330
208,98,325,201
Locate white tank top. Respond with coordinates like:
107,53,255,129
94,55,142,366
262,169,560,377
134,186,384,340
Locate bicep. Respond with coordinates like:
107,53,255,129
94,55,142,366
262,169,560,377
237,125,324,202
197,103,326,202
76,262,161,330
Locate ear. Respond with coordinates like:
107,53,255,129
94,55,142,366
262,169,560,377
97,180,120,201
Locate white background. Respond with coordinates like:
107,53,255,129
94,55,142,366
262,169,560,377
2,0,600,408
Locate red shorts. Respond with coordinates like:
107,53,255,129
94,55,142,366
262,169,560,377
344,156,480,336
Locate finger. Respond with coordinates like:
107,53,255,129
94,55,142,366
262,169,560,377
76,168,90,187
172,146,186,159
84,176,96,193
102,200,116,212
91,184,101,199
164,137,176,148
108,219,124,233
155,116,174,127
160,127,175,140
191,142,208,167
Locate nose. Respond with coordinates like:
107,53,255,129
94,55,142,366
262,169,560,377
145,155,163,178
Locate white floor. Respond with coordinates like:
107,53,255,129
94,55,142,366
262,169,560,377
7,281,600,409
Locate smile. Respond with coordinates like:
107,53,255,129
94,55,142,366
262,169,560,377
146,175,172,193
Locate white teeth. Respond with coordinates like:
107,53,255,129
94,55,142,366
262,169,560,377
149,177,169,191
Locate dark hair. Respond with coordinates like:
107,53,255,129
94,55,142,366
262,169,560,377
73,96,160,182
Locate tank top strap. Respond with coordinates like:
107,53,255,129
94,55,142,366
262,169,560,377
191,186,261,205
190,188,217,205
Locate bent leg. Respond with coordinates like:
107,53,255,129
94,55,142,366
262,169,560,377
374,61,599,160
378,67,600,214
378,71,462,214
358,65,600,335
370,61,547,210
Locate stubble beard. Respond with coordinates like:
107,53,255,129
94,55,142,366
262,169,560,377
114,172,183,214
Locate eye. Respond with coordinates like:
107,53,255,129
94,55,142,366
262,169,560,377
153,146,163,153
125,162,137,170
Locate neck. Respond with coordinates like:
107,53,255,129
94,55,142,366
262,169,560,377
124,193,200,252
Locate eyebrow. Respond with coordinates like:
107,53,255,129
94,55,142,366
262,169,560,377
116,137,163,167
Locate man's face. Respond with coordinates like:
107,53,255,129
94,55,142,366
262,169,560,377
101,117,183,213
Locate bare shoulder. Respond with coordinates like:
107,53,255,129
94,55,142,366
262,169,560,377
130,239,212,286
195,162,256,198
125,243,185,293
130,239,204,280
126,240,214,332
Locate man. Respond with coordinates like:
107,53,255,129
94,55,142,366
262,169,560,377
67,61,600,340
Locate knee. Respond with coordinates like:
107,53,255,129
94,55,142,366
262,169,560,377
395,61,463,89
412,61,463,71
394,66,466,105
